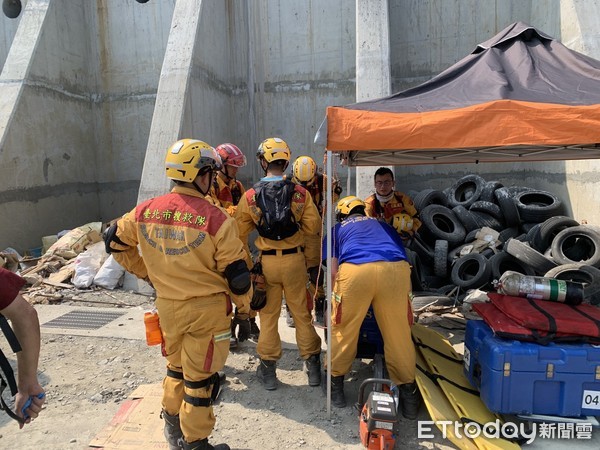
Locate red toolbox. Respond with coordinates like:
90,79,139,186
464,319,600,416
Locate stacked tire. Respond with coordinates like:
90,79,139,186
406,174,600,305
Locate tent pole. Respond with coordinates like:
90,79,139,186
326,150,333,418
347,163,351,195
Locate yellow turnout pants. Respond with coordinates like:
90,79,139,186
330,260,415,385
156,293,232,442
258,250,322,360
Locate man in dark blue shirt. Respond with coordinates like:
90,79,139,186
323,196,419,419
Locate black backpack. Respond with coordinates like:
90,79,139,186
254,179,300,240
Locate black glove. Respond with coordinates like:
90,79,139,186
308,266,324,287
234,315,251,342
250,262,267,310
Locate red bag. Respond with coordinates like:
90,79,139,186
488,292,600,340
472,302,598,344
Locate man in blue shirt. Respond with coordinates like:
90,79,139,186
323,196,419,419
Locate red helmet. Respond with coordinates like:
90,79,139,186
215,143,247,168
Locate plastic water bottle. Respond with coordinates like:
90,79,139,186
494,271,584,305
144,310,162,346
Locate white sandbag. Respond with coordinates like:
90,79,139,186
93,255,125,290
122,271,155,296
72,242,108,288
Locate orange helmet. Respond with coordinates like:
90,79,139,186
216,143,247,168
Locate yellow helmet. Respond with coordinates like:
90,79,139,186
392,213,415,233
257,137,291,163
165,139,222,182
293,156,317,183
335,196,366,222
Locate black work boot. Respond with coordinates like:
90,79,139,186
304,353,321,386
180,437,230,450
330,375,347,408
256,359,278,390
399,381,421,419
229,319,238,349
161,410,183,450
315,296,326,327
249,318,260,339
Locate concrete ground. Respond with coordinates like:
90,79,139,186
27,304,600,449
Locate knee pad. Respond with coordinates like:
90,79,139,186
183,372,221,407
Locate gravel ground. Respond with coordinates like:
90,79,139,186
0,288,453,450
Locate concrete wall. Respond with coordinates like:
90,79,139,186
0,2,21,73
0,0,174,253
0,0,96,253
248,0,355,180
138,0,356,200
2,0,600,252
88,0,174,218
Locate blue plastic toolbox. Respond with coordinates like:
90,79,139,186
356,306,384,359
464,319,600,417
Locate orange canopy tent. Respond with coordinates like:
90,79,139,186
318,23,600,415
315,22,600,166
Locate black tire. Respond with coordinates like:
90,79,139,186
545,264,600,305
525,223,542,245
497,227,521,244
408,234,434,265
494,187,520,227
413,188,448,212
422,274,448,290
447,243,471,264
405,248,427,291
450,253,491,289
446,174,486,208
419,204,466,247
550,226,600,267
480,181,504,203
434,240,449,278
505,238,557,275
469,201,504,222
465,228,481,243
489,251,536,280
470,211,503,231
531,216,580,253
515,190,564,223
451,205,480,233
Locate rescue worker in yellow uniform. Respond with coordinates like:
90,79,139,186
364,167,421,240
105,139,251,450
324,196,420,419
211,143,260,347
234,137,323,390
290,155,342,327
291,155,342,218
211,143,246,215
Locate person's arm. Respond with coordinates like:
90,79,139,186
1,295,45,428
109,209,149,280
214,216,253,315
400,193,422,233
233,192,256,266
